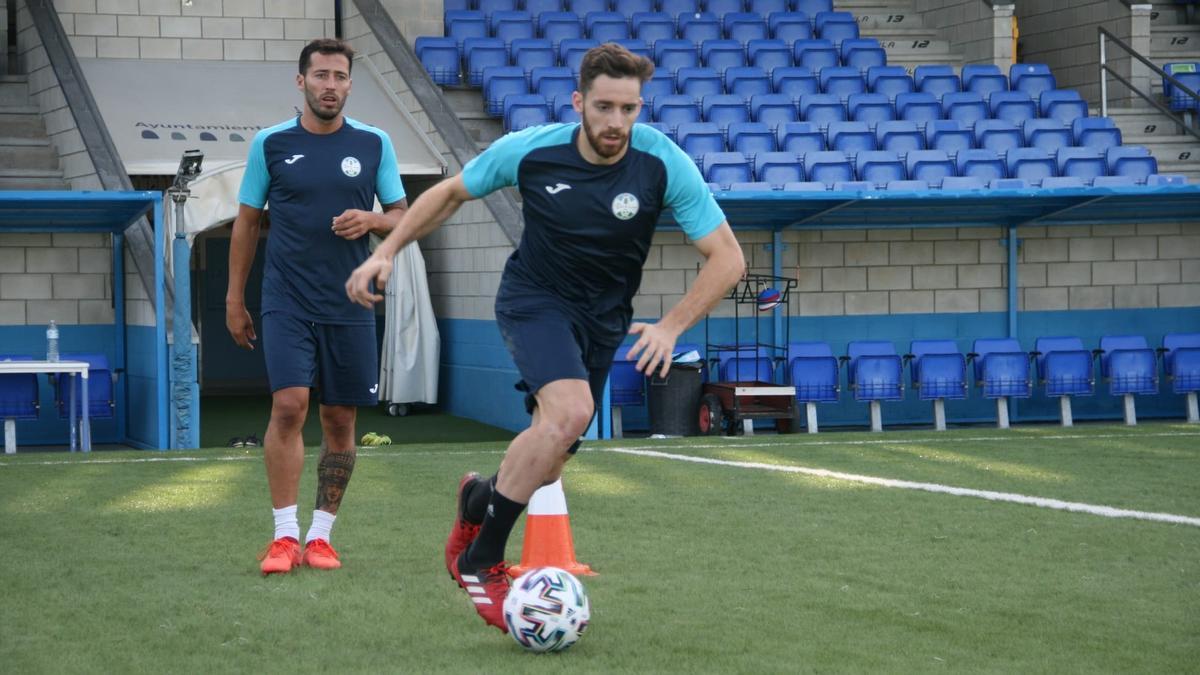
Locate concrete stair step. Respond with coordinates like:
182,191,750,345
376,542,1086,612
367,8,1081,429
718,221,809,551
836,4,924,30
0,168,68,190
0,80,30,106
1123,134,1200,164
0,137,59,171
0,105,48,137
1099,106,1197,137
877,37,952,57
1151,26,1200,55
1150,3,1193,26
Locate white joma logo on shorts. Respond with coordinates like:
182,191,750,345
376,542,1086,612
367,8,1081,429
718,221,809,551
369,384,378,394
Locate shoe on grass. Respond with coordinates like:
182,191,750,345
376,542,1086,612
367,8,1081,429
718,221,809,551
301,539,341,570
257,537,300,575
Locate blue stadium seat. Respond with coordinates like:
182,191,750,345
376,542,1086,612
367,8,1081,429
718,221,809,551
511,38,556,73
749,0,787,14
1056,147,1106,183
1090,175,1137,188
585,11,630,41
989,178,1028,189
804,150,854,185
770,12,813,43
559,37,599,73
1034,336,1095,411
446,10,489,48
1161,334,1200,415
747,39,792,72
906,149,955,186
720,357,775,384
0,355,40,450
1039,176,1086,189
1162,62,1200,100
678,12,722,43
1168,71,1200,112
465,37,509,86
914,64,960,98
538,12,584,47
444,0,472,11
773,66,819,101
847,92,895,126
786,341,839,432
776,121,825,153
1099,335,1158,396
968,338,1031,426
54,353,116,421
875,120,923,154
896,92,942,126
504,93,550,130
1022,118,1072,153
567,0,607,18
726,66,772,98
491,10,535,43
702,39,747,72
642,72,676,104
660,0,699,16
956,148,1006,183
1147,174,1189,186
941,91,988,126
798,93,846,127
553,93,580,121
1009,62,1056,100
676,121,726,159
1005,147,1056,185
706,0,744,19
885,180,929,191
654,39,699,75
856,150,905,187
793,39,839,71
745,93,793,129
632,12,675,47
841,38,886,71
479,0,518,14
961,63,1007,98
525,0,563,15
783,181,827,191
754,151,804,186
729,181,775,190
1039,89,1088,125
905,340,968,415
1106,146,1157,183
827,120,875,155
793,0,832,15
653,93,701,131
1073,116,1122,151
939,175,985,190
613,0,653,15
989,91,1037,126
612,38,652,60
815,12,859,45
832,180,874,191
843,341,903,430
702,93,750,131
867,66,914,101
702,151,753,187
924,119,972,155
973,119,1022,154
482,66,528,116
415,37,461,85
728,121,777,154
726,13,770,44
819,66,866,100
530,65,576,100
677,66,724,101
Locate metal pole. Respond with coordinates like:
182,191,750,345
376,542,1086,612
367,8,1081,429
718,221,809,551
772,230,783,357
1100,31,1108,117
1007,225,1018,339
154,196,168,450
113,232,126,443
170,188,196,450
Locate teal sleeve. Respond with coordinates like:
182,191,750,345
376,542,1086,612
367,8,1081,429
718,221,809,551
238,130,270,209
373,129,407,205
461,124,575,197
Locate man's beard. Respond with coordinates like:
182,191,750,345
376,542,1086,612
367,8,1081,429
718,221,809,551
581,114,628,158
306,89,344,121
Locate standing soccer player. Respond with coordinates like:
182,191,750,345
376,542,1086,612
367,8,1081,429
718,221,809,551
227,38,408,575
345,44,744,630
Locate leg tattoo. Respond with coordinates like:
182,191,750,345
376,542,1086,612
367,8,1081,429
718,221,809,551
315,447,356,514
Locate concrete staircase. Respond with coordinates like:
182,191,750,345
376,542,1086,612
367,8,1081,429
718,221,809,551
839,0,963,72
0,74,67,190
441,85,504,149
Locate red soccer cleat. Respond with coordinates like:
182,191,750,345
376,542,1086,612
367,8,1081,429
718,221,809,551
258,537,301,575
301,538,342,570
445,472,483,579
450,552,510,633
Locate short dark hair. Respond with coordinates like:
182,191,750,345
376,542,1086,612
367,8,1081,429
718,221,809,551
578,43,655,95
299,38,355,75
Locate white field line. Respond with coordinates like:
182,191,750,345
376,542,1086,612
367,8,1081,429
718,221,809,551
598,446,1200,528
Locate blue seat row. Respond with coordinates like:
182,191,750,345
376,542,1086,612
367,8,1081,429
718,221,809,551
448,0,837,24
0,353,117,451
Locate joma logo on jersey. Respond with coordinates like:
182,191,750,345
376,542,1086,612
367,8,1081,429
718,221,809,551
611,193,639,220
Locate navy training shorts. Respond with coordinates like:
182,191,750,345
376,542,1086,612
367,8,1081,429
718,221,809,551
261,310,379,407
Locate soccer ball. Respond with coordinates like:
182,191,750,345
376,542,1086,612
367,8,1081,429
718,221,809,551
503,567,590,653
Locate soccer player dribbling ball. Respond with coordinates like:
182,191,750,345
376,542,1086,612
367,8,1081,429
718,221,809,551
227,38,408,575
345,44,745,631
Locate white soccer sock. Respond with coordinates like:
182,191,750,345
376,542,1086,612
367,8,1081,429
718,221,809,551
306,509,337,544
272,505,299,541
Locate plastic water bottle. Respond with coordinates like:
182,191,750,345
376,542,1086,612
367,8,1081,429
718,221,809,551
46,320,59,362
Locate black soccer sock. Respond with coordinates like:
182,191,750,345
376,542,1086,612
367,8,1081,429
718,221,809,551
464,487,526,570
463,474,496,524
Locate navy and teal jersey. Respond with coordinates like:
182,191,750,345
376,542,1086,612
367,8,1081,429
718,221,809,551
461,122,726,345
238,116,406,325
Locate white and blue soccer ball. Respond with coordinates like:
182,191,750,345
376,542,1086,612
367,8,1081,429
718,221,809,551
503,566,590,653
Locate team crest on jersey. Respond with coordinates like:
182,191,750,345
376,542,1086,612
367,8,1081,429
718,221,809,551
341,156,361,177
611,193,639,220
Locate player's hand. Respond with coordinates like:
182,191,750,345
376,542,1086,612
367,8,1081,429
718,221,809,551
345,253,392,308
626,322,680,378
332,209,377,240
226,301,257,350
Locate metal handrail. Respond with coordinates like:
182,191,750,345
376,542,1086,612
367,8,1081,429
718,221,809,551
1099,26,1200,143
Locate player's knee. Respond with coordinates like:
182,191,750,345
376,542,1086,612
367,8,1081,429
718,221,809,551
320,406,355,435
270,392,308,429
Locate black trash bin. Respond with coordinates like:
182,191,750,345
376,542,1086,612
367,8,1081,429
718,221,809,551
647,362,703,436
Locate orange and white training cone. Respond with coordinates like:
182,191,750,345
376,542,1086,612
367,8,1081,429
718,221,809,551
508,478,596,577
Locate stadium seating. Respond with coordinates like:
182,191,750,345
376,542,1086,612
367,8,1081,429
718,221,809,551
868,66,914,101
961,64,1007,98
827,120,875,155
1098,335,1158,425
876,120,923,154
914,64,960,98
503,94,551,131
967,338,1031,428
482,65,528,116
676,121,726,159
905,340,968,431
896,92,942,127
702,151,753,188
773,66,819,101
956,149,1006,183
841,38,886,70
1034,336,1094,427
751,93,799,128
0,355,39,454
848,92,894,126
793,39,839,71
726,66,772,98
54,353,116,421
973,119,1021,154
1106,146,1158,183
609,344,646,438
1023,118,1072,153
1161,333,1200,422
805,150,853,185
1039,89,1088,125
785,341,840,433
777,121,825,153
1006,147,1057,185
677,66,724,100
414,37,461,85
842,341,903,432
1009,62,1056,100
728,121,777,154
856,150,905,187
906,149,956,187
754,151,804,187
989,91,1037,126
1056,147,1106,183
